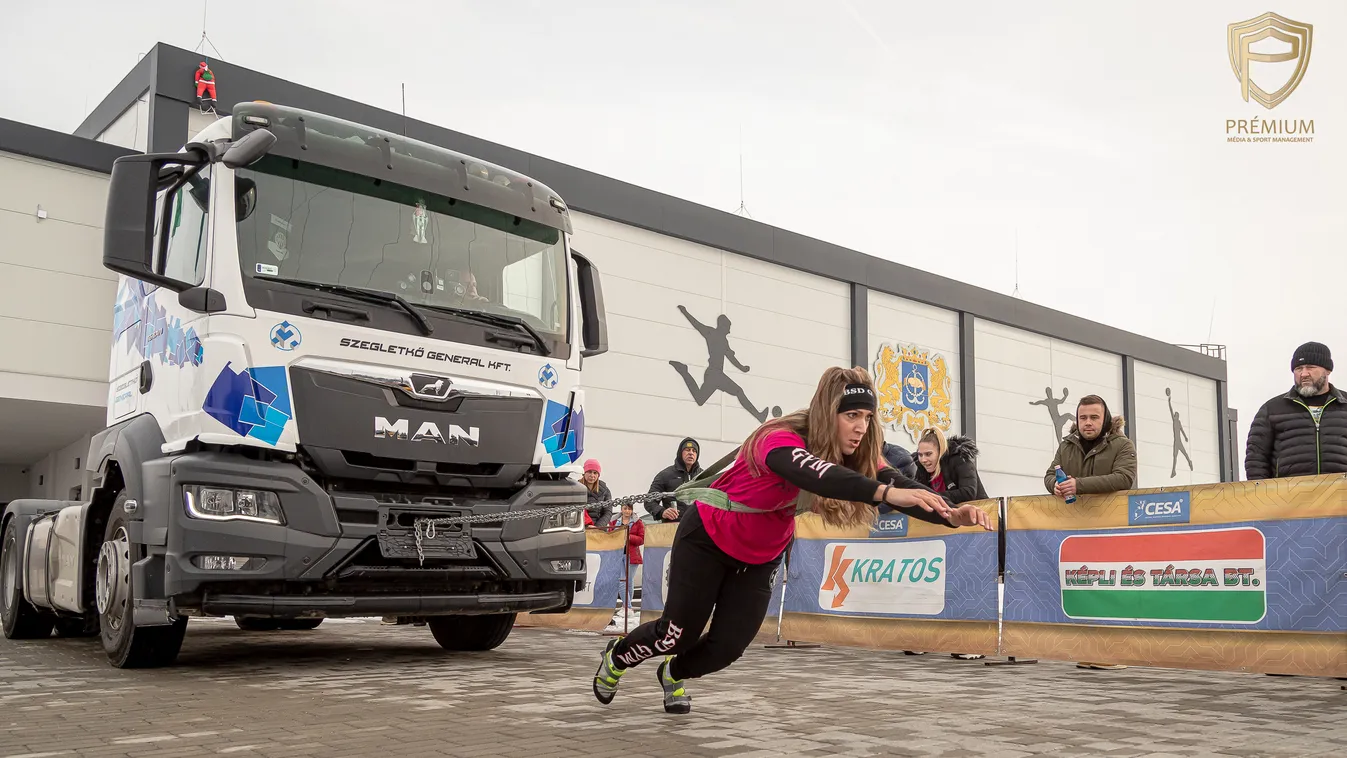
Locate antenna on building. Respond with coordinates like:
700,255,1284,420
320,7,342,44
1012,227,1020,298
193,0,225,61
732,124,753,219
401,83,408,137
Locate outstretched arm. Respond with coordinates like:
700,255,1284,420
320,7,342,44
677,305,713,337
875,465,940,496
763,448,985,528
725,347,750,373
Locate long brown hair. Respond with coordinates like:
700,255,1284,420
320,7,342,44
917,428,948,479
743,366,884,528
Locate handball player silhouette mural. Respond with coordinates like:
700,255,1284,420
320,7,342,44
1167,387,1193,478
669,305,782,423
1030,386,1075,442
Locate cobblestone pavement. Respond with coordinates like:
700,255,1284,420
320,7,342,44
1,618,1342,758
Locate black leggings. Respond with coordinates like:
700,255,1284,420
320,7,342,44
610,505,782,681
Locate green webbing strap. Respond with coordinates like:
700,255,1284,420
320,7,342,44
672,446,811,516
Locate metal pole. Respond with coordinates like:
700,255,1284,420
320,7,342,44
764,538,818,649
986,497,1037,666
622,520,631,633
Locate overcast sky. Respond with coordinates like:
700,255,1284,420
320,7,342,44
1,0,1342,473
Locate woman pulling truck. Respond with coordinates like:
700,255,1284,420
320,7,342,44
591,367,993,714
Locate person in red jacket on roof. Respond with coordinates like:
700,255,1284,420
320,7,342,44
195,62,217,108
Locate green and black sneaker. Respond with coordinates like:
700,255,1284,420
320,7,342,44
592,638,626,705
657,656,691,714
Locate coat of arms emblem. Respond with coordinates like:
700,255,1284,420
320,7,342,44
874,342,952,444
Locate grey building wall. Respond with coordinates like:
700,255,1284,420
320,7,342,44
0,120,134,498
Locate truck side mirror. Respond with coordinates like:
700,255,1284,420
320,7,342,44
572,249,607,358
103,151,206,292
222,128,276,169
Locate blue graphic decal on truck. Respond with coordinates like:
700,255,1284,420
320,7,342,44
112,278,204,368
541,399,584,467
204,363,293,445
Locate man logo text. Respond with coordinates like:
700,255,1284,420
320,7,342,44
375,417,480,446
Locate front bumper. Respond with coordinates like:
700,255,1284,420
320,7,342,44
133,452,586,618
199,589,570,618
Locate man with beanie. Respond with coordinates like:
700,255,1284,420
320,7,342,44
1246,342,1346,480
1042,393,1137,672
645,437,702,522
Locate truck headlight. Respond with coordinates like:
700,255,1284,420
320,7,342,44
540,509,583,533
184,486,286,525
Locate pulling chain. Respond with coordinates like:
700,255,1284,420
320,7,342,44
411,491,677,564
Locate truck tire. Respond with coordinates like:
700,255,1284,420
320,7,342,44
234,617,281,632
276,619,323,631
1,518,54,640
97,496,187,668
427,613,515,651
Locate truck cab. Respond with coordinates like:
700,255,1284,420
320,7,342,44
0,103,608,667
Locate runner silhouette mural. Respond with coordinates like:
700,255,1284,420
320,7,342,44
1029,386,1075,442
669,305,782,423
1167,387,1193,478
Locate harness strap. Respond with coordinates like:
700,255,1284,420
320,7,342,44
672,446,811,516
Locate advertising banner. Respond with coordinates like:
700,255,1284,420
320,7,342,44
515,527,627,632
778,500,1000,655
1003,474,1347,676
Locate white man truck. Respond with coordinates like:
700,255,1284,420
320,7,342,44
0,102,608,668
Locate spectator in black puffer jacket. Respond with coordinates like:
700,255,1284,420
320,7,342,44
645,437,703,522
912,429,989,504
1246,342,1347,480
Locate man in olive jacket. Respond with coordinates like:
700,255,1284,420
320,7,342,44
1043,394,1137,499
1043,394,1137,672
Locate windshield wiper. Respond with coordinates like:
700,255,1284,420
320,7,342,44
420,304,551,356
268,277,434,336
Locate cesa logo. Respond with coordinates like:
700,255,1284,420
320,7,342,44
871,512,908,536
1128,492,1192,525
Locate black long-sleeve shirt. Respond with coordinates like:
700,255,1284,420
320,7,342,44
763,447,954,527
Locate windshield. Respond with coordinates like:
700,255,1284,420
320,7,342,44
234,156,568,337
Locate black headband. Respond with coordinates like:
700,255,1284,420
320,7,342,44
838,383,877,413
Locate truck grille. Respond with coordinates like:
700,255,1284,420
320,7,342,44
329,537,506,581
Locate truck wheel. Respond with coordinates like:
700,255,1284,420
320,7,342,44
1,518,54,640
53,616,99,638
234,617,281,631
427,613,515,651
96,498,187,668
275,619,323,631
